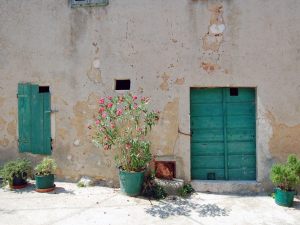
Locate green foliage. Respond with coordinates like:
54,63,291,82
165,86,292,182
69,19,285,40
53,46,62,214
270,154,300,191
92,93,159,172
35,157,57,176
178,183,195,198
0,158,32,187
77,182,85,188
142,172,167,200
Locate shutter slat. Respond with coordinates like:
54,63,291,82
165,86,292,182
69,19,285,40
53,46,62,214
18,83,32,152
42,92,51,155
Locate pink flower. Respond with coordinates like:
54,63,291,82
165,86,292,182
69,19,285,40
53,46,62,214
125,143,131,150
116,109,123,116
133,103,138,109
99,98,105,104
99,107,105,113
102,113,107,118
95,120,100,125
133,95,138,100
110,123,115,129
107,103,113,108
107,96,112,100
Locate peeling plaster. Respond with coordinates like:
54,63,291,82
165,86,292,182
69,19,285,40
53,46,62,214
175,78,185,85
150,98,179,156
0,116,7,131
0,137,9,147
201,61,220,74
160,72,170,91
0,97,5,108
267,112,300,162
202,3,225,52
7,120,16,136
87,63,102,84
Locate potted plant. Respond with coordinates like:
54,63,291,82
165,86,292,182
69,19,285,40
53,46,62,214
92,93,159,196
270,154,300,207
0,158,31,189
34,157,57,192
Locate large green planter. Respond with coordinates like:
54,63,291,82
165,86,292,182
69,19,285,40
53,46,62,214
274,188,295,207
35,174,55,189
119,170,144,196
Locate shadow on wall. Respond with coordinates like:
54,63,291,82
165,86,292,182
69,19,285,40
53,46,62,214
145,197,230,219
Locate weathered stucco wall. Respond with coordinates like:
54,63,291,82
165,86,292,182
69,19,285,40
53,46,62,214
0,0,300,189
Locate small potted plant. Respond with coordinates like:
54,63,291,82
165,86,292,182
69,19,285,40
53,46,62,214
0,158,31,189
92,93,159,196
34,157,57,192
270,154,300,207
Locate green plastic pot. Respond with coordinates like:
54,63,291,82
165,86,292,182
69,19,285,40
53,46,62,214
119,170,144,196
274,187,295,207
35,174,54,189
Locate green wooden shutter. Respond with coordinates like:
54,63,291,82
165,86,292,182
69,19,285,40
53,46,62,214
18,83,32,152
18,83,51,155
42,91,51,155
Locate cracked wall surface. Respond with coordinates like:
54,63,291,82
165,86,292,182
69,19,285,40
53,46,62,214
0,0,300,190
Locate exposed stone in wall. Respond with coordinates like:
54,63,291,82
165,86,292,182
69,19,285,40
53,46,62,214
202,3,225,52
160,72,170,91
149,98,179,156
268,112,300,162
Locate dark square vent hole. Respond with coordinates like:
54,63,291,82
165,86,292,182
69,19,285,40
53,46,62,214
39,86,50,93
230,88,239,96
115,79,130,90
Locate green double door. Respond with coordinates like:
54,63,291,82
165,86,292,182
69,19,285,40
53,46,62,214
190,88,256,180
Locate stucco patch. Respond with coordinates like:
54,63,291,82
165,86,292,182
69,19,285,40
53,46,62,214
149,98,179,156
160,72,170,91
268,112,300,162
7,120,16,136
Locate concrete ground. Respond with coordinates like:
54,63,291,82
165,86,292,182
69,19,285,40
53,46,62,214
0,182,299,225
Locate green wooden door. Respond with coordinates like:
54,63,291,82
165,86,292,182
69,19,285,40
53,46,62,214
190,88,256,180
18,83,52,155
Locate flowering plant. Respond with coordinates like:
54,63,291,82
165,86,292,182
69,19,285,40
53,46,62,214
92,93,159,172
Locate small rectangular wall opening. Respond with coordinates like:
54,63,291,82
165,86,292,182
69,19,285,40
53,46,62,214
115,79,131,90
39,86,50,93
155,161,176,180
230,88,239,96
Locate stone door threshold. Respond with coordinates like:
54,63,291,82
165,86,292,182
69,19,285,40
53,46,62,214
191,180,263,194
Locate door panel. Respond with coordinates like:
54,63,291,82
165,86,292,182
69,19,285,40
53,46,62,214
191,88,256,180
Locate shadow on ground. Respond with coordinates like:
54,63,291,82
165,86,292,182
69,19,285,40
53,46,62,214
5,183,75,195
145,197,230,219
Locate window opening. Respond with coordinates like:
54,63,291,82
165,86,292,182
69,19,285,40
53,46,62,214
115,79,131,90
